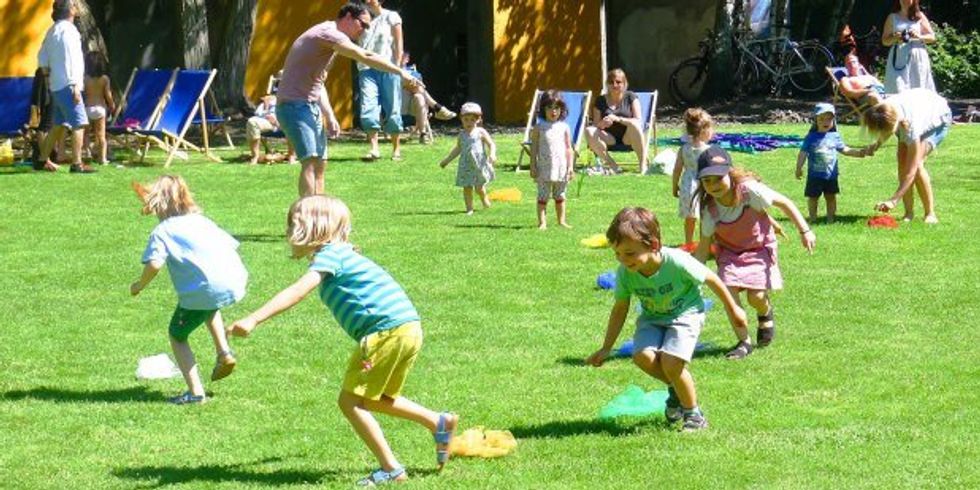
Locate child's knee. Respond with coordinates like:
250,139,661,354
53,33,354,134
659,354,687,377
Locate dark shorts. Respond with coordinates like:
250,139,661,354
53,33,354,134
168,306,218,342
607,122,627,147
805,176,840,198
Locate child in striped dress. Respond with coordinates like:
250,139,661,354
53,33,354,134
229,195,458,486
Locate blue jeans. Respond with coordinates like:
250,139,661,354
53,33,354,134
277,100,325,161
358,69,402,134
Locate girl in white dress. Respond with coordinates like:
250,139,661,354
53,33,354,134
530,90,574,229
439,102,496,214
671,108,714,248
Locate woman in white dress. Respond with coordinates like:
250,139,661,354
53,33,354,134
882,0,936,94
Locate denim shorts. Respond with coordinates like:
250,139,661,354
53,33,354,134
51,86,88,129
358,69,402,134
921,121,950,152
633,311,704,363
277,100,325,161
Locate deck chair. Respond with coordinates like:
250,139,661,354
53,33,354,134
591,90,659,170
108,68,176,136
132,69,221,167
515,89,592,172
826,66,872,121
192,90,234,148
0,77,34,156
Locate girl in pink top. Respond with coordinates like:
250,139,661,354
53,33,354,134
692,146,814,360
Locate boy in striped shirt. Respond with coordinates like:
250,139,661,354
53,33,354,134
229,195,458,486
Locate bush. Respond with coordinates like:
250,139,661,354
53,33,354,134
930,24,980,97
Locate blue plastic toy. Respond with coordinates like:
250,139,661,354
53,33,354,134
596,271,616,290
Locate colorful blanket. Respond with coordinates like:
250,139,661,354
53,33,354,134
662,132,803,153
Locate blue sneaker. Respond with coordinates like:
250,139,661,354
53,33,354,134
681,411,708,432
168,391,206,405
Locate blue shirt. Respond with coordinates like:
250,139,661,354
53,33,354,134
801,130,845,179
310,243,419,341
613,248,711,322
142,214,248,310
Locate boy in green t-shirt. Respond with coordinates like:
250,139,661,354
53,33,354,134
586,207,747,431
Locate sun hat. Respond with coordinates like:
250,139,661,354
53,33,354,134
696,145,733,179
813,102,836,116
460,102,482,116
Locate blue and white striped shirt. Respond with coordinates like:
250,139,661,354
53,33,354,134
310,243,419,341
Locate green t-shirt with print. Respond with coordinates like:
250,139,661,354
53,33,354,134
613,247,711,322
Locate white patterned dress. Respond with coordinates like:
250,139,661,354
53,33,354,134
455,127,494,187
534,120,571,202
677,141,709,218
884,13,936,94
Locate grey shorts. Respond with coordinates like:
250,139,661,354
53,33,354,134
633,311,705,363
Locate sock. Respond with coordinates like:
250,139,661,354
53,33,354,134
431,102,444,111
683,406,701,416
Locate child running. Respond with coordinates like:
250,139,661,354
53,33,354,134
130,175,246,404
671,108,714,247
586,207,747,431
439,102,496,214
83,52,115,165
795,103,869,224
529,90,574,229
228,195,458,486
693,146,814,359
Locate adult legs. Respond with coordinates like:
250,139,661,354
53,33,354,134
359,70,383,159
40,125,67,168
916,145,937,223
897,144,915,221
379,72,404,159
299,157,326,197
584,126,621,172
620,119,648,174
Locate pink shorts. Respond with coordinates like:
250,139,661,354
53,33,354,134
716,245,783,291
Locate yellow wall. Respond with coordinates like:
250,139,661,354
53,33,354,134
0,0,55,77
245,0,354,127
492,0,602,124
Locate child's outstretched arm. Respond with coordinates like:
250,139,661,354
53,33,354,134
228,270,322,337
480,129,497,165
704,271,749,342
693,235,713,263
795,150,806,180
439,140,461,168
671,152,684,196
130,261,163,296
839,145,868,158
770,192,816,253
585,299,630,366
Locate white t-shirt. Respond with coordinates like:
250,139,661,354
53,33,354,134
700,180,778,237
37,20,84,92
357,9,402,70
888,88,952,144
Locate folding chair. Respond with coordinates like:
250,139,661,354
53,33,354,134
132,69,221,167
108,68,177,136
0,77,34,159
515,89,592,172
591,90,659,169
826,67,871,121
192,90,234,148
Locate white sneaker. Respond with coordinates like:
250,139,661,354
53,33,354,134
434,106,457,120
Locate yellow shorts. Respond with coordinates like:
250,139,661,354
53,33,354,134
342,322,422,401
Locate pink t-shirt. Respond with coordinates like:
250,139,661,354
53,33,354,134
278,21,348,102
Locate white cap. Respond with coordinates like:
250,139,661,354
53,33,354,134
460,102,482,116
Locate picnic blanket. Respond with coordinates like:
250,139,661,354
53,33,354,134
662,132,803,153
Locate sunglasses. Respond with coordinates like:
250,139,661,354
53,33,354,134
357,18,371,30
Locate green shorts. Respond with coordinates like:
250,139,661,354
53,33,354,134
168,306,218,342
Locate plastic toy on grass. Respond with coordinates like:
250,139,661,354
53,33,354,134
449,427,518,458
598,385,668,419
867,215,899,229
487,187,522,203
136,353,181,380
596,271,616,290
580,234,609,248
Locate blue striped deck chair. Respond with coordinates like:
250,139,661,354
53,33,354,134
592,90,659,169
0,77,33,163
515,89,592,172
132,69,220,167
192,90,234,148
108,68,176,136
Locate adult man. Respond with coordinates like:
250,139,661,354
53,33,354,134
277,2,422,196
37,0,94,173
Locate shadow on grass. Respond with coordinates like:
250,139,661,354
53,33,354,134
808,214,866,225
234,233,286,243
392,210,463,216
1,385,162,404
555,356,630,367
452,223,531,230
509,418,663,439
113,458,340,488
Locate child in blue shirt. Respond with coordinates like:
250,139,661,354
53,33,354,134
795,103,869,223
586,207,747,431
229,195,458,486
130,175,247,405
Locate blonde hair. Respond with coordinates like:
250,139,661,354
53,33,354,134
606,68,628,86
863,102,901,139
606,207,661,248
286,195,351,255
141,175,199,219
684,107,714,140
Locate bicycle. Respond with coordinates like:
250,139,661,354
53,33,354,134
669,29,834,106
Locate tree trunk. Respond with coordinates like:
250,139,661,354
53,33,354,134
74,0,109,66
826,0,856,46
179,0,211,69
771,0,790,39
706,0,737,100
213,0,257,113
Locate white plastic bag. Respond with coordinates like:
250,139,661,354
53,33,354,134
649,148,677,175
136,353,181,380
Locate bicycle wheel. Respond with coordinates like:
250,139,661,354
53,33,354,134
669,58,708,107
785,43,833,93
733,58,763,98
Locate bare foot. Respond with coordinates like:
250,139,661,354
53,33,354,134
538,222,547,230
559,222,572,229
924,214,939,224
902,214,914,222
825,216,835,224
465,209,474,215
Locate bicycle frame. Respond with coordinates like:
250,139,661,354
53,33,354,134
735,36,814,91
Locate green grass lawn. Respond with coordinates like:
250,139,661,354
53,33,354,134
1,123,978,489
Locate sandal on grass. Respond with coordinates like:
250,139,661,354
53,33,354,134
211,350,237,381
757,306,775,347
168,391,206,405
356,466,406,486
434,412,459,470
725,340,754,360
